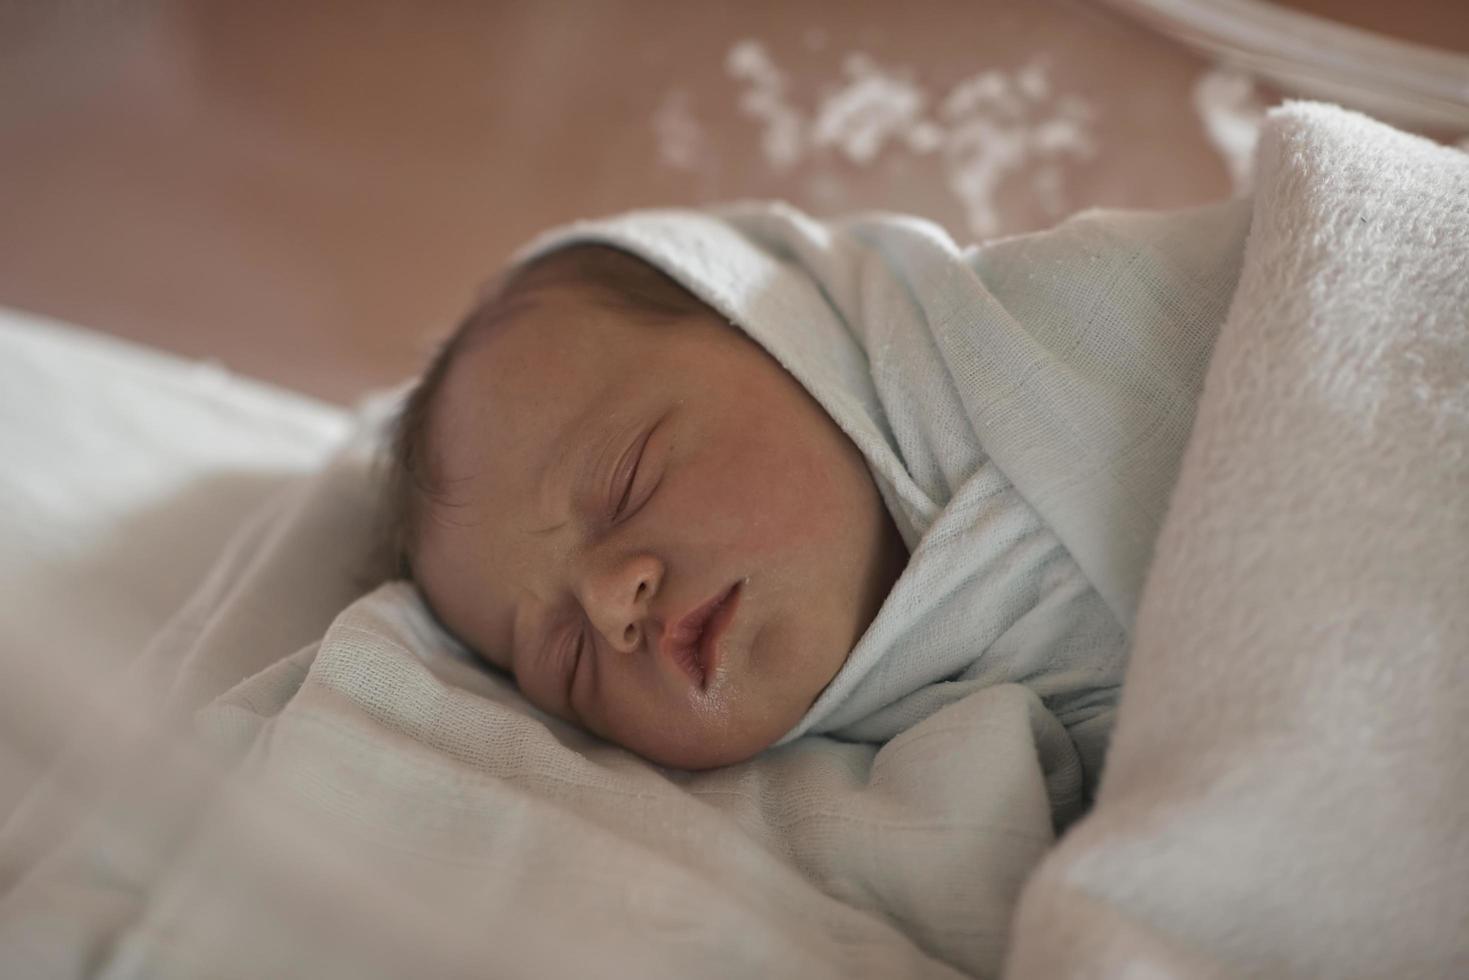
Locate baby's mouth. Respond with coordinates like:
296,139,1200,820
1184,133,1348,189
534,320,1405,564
665,581,743,689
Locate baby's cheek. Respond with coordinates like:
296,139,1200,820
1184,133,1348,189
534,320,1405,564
727,433,859,560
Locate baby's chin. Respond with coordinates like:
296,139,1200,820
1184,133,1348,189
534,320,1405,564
615,712,791,772
640,739,775,772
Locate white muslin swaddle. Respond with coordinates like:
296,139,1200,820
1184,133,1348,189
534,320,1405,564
523,196,1250,790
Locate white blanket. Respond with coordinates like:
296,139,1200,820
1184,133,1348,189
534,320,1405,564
1,102,1464,979
0,310,347,823
1006,104,1469,977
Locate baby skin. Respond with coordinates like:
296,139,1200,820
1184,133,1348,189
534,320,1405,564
403,247,908,770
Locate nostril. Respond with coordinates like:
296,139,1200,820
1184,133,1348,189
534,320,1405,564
623,624,636,644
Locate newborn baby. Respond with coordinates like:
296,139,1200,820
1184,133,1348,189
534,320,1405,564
387,200,1247,788
389,244,909,770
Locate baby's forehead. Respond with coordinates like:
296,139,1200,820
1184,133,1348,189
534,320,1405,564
429,309,625,504
424,258,744,521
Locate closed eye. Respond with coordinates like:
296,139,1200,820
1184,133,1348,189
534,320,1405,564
613,452,639,518
564,627,587,705
611,426,653,521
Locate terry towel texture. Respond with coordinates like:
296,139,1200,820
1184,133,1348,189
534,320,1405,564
524,188,1250,791
1005,102,1469,978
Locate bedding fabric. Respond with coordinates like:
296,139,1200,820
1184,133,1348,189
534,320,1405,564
0,102,1464,978
0,309,348,823
0,310,348,679
1005,103,1469,978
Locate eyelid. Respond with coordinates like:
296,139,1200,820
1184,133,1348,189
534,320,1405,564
551,620,585,709
610,425,654,520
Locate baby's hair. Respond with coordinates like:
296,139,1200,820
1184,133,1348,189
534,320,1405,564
380,244,712,583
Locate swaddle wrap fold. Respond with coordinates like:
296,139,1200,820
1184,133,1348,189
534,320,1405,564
523,197,1250,786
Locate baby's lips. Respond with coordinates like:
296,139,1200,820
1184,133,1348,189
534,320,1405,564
660,580,742,688
693,581,743,688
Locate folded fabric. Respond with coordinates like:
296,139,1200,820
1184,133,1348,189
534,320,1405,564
1007,103,1469,977
522,189,1250,791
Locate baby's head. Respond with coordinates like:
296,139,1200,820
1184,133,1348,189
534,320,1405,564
387,245,906,769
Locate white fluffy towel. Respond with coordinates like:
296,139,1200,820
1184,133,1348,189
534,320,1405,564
1005,104,1469,978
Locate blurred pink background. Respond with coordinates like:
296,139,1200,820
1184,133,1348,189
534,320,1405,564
1,0,1462,403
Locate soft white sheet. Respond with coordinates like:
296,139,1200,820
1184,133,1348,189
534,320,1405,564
0,310,347,820
0,309,348,667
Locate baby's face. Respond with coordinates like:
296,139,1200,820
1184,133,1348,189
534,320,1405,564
415,282,906,769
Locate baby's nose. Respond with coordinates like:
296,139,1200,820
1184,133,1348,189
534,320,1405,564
584,553,662,653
